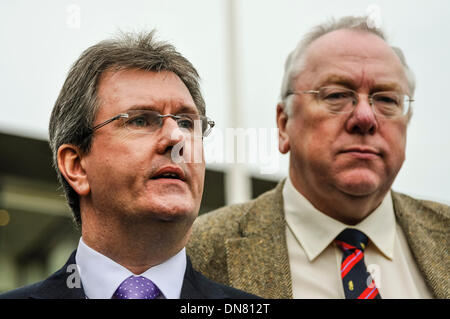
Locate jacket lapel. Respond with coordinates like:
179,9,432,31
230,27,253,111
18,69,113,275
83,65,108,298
30,251,86,299
392,191,449,298
181,257,227,298
224,180,293,298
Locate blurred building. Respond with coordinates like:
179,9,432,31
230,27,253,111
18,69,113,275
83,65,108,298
0,131,276,292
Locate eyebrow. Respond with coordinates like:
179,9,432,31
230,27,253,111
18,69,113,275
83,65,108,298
319,75,403,92
319,75,357,89
371,83,403,92
126,103,199,114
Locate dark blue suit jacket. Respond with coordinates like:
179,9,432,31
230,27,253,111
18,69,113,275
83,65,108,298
0,251,259,299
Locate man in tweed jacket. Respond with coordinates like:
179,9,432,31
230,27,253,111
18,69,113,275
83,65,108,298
187,16,449,299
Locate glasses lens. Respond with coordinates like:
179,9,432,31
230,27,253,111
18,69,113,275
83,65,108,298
123,110,214,137
123,110,161,132
176,114,197,133
318,87,355,113
177,114,213,138
372,92,410,117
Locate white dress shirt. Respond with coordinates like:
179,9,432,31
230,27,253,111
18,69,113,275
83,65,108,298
283,176,433,299
75,238,186,299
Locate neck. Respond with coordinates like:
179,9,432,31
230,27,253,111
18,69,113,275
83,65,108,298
80,209,192,274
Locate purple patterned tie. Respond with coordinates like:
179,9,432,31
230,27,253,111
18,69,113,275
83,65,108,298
112,275,162,299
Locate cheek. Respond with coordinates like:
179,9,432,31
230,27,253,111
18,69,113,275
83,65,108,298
289,117,340,160
384,134,406,171
181,138,205,195
380,122,407,169
87,141,146,187
189,162,205,195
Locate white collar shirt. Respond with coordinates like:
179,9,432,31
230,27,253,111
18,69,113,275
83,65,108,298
75,238,186,299
283,176,433,298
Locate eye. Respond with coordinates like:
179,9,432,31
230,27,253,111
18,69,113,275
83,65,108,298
373,93,400,106
325,91,352,100
321,88,354,103
127,115,149,127
176,114,196,130
125,111,160,129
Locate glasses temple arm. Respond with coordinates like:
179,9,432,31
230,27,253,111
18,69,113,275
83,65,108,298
91,113,128,131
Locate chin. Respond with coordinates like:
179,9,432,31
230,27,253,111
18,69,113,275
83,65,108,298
143,200,199,222
335,170,382,197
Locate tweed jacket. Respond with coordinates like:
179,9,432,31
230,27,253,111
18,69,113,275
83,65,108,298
187,180,449,299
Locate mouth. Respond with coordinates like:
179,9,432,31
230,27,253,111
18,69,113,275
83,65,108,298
150,166,186,181
340,146,382,158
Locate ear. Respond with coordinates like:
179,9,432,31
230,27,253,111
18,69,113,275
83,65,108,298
57,144,90,196
276,102,290,154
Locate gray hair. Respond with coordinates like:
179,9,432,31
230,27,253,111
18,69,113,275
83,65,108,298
48,30,205,228
280,16,416,115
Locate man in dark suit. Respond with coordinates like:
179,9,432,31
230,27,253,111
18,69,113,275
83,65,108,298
187,16,449,299
0,31,257,299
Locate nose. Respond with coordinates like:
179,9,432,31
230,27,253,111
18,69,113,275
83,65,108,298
345,95,378,135
155,117,185,154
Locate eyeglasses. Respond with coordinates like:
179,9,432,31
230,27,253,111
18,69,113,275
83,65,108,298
90,110,215,138
285,86,414,117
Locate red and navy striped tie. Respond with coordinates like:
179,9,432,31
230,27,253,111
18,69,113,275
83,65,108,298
335,228,381,299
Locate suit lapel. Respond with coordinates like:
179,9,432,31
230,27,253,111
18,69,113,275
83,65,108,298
392,191,449,298
30,251,86,299
180,257,228,298
31,252,229,299
225,180,293,298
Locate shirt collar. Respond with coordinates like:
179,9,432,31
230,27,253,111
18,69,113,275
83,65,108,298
75,238,186,299
283,176,395,261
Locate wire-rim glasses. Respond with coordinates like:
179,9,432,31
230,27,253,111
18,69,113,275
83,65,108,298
285,86,414,117
89,109,215,138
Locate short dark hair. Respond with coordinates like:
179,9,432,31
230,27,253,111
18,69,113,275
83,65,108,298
48,30,205,228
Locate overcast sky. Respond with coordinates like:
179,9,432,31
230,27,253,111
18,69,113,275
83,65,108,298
1,0,449,203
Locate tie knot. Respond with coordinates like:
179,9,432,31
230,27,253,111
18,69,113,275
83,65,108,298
335,228,369,251
112,275,161,299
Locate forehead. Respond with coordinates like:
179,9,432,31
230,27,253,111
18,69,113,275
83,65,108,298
296,29,409,92
96,69,197,116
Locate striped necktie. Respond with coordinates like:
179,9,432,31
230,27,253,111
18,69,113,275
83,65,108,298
335,228,381,299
